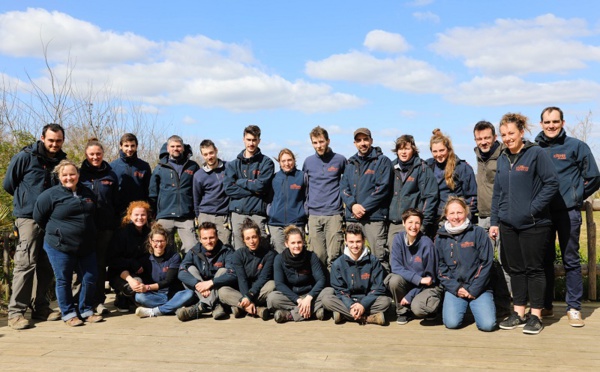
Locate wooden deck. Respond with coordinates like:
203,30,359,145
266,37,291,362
0,294,599,371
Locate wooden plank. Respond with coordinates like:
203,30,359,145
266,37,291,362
585,201,597,300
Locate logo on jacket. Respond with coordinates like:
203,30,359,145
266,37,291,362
257,263,263,270
364,169,375,175
460,241,475,248
361,272,370,280
328,166,339,172
83,198,94,204
406,176,415,182
134,171,145,178
184,169,194,175
553,153,567,160
101,180,113,185
290,183,301,190
214,262,224,268
253,170,260,176
162,267,169,272
515,165,529,172
298,269,310,275
414,256,422,263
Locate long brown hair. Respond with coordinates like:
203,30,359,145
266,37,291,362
430,128,457,190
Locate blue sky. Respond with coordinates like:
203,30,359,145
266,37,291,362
1,1,599,167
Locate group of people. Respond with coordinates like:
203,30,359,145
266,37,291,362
4,106,598,336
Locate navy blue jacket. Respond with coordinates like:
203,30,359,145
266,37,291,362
535,129,600,210
226,243,276,302
273,251,326,302
193,160,229,216
426,156,478,219
224,148,274,216
341,146,393,222
108,223,150,275
110,150,151,214
302,150,346,216
435,223,493,298
389,155,438,228
33,183,97,255
143,250,184,298
268,167,307,226
390,232,438,303
80,160,119,230
149,143,199,220
491,141,559,229
3,141,67,218
178,241,237,290
330,248,387,311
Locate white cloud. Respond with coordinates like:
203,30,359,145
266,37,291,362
306,50,452,94
182,115,197,125
400,110,418,118
447,76,600,106
412,12,440,24
431,14,600,76
364,30,410,53
407,0,434,6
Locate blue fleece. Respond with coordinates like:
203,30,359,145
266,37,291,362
273,251,326,302
80,160,119,230
225,243,276,302
178,241,237,289
193,160,229,216
302,150,346,216
426,156,478,218
268,167,307,226
110,150,151,213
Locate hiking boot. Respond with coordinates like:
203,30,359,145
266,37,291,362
366,312,387,326
212,304,228,320
85,314,104,323
523,314,544,335
114,295,130,313
396,314,409,325
232,306,246,319
8,315,30,330
65,317,84,327
567,309,584,328
176,304,202,322
333,311,345,325
499,311,527,330
541,308,554,319
256,307,270,321
274,310,293,323
135,307,154,318
32,308,61,321
95,304,109,316
315,308,325,321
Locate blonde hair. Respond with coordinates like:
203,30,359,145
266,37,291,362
443,196,471,220
499,113,531,133
283,224,304,243
54,159,79,176
430,129,457,190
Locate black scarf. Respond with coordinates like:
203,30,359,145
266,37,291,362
282,248,311,270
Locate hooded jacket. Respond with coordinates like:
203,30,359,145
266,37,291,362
224,148,274,216
3,141,67,218
148,143,199,220
535,129,600,210
226,242,276,302
80,159,119,230
474,141,504,218
268,167,307,226
302,149,346,216
193,160,229,216
273,250,326,302
491,141,558,229
341,146,393,222
435,223,493,298
426,156,478,219
110,150,151,214
388,155,438,227
178,240,237,289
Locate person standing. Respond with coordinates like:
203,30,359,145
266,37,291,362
536,106,600,327
302,126,346,268
3,123,66,330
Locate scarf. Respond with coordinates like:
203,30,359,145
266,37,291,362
444,219,470,235
282,248,311,270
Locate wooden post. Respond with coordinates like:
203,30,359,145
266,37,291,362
3,233,10,301
585,201,597,301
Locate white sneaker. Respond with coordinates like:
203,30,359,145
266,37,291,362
135,307,154,318
95,304,109,315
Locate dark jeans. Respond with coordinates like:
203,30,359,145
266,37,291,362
500,223,553,309
43,242,97,321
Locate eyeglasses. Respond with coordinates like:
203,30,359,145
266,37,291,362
151,239,166,245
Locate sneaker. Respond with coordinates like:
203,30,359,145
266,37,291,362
8,315,31,330
567,309,585,328
366,312,387,326
523,314,544,335
32,308,61,321
333,311,345,325
85,314,104,323
256,307,270,321
65,317,84,327
176,304,201,322
135,307,154,318
541,308,554,319
424,312,438,321
232,306,246,319
315,308,325,321
274,310,293,323
396,314,409,325
499,311,527,330
212,304,228,320
95,304,109,316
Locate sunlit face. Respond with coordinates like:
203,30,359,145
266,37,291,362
243,133,260,156
242,228,260,251
85,145,104,167
200,228,218,251
200,145,218,167
500,122,524,154
150,233,167,257
130,207,148,229
541,110,564,139
311,135,330,156
445,202,467,227
345,233,365,260
397,144,414,162
404,215,422,239
59,165,79,191
167,140,183,158
474,128,496,153
279,153,295,172
120,141,138,157
41,130,64,156
431,142,449,164
285,233,304,256
354,134,373,156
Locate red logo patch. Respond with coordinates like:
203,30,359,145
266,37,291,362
553,153,567,160
460,241,475,248
364,169,375,175
101,180,113,185
184,169,195,175
328,166,339,172
290,183,301,190
406,176,415,182
361,272,370,280
515,165,529,172
257,263,263,270
414,256,422,263
134,171,145,178
162,267,169,272
253,170,260,176
214,262,224,268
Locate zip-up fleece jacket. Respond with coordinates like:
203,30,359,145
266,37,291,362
193,160,229,216
535,129,600,210
80,160,119,230
491,141,558,229
110,150,151,214
388,155,438,228
435,223,493,298
474,142,504,218
426,156,478,219
273,251,326,302
227,242,276,302
390,232,438,303
224,148,274,216
341,146,393,222
107,223,151,275
178,241,237,290
3,141,67,218
144,250,184,298
149,143,199,220
302,149,346,216
33,183,97,256
268,167,307,226
330,247,387,311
